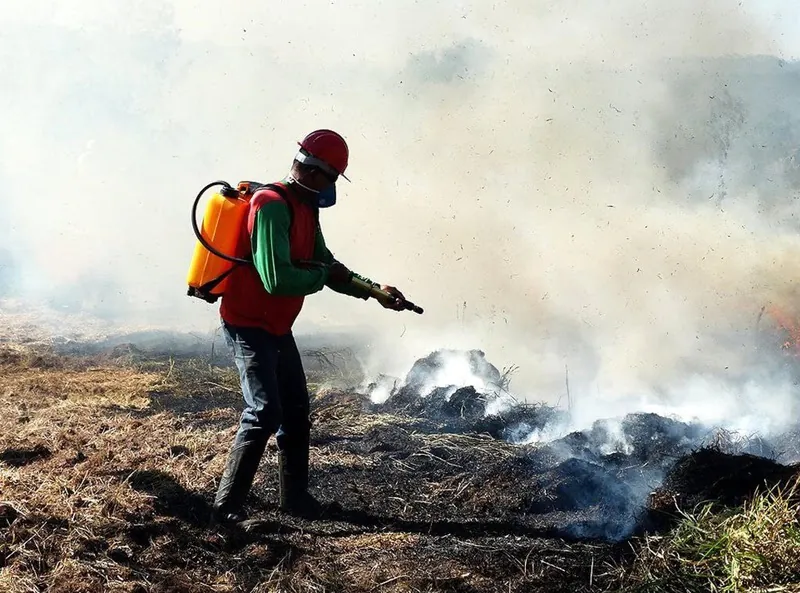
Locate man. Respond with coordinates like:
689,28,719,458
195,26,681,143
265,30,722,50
211,129,406,526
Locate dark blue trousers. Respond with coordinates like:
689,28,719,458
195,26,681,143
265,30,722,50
213,321,311,515
222,321,311,452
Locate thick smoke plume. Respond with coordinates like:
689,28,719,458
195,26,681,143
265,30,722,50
2,2,800,437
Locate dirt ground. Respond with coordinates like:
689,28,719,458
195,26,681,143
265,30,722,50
1,326,799,592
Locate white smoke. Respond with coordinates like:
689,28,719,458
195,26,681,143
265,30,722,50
2,1,800,441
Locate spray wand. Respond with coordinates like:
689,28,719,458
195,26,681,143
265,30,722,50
297,260,424,314
351,276,424,314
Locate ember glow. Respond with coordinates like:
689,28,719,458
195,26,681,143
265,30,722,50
762,304,800,355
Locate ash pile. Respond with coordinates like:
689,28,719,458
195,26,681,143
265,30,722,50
367,349,562,440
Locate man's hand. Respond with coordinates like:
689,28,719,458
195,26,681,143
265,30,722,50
327,261,353,284
378,285,407,311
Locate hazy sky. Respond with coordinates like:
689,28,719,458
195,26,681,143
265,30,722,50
2,1,800,425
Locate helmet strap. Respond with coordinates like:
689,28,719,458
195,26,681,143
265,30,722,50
286,173,320,194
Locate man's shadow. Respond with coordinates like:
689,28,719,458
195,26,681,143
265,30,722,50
121,469,213,527
120,468,611,542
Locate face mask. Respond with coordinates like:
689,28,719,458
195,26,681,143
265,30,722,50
286,174,337,208
317,183,337,208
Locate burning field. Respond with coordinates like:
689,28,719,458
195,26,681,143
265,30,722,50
2,315,800,593
5,0,800,588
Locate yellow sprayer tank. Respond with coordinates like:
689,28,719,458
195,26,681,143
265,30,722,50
186,182,250,303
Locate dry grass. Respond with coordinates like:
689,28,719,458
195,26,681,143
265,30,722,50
0,344,242,592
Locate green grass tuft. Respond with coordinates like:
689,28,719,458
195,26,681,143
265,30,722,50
621,475,800,592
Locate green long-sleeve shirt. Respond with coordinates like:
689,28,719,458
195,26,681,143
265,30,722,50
250,198,375,300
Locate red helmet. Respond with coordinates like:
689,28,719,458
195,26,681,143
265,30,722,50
296,129,350,181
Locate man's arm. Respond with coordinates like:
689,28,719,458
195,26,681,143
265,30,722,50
251,201,328,296
313,225,375,300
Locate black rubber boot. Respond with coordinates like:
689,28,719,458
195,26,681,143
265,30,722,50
278,435,326,519
211,439,267,526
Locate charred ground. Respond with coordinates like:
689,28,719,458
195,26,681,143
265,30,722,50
1,333,799,592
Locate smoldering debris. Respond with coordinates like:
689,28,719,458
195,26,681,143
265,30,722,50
368,350,715,458
370,349,564,439
364,348,800,541
657,447,800,510
369,349,800,458
644,446,800,535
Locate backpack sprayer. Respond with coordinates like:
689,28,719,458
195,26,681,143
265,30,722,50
186,180,272,303
186,180,424,314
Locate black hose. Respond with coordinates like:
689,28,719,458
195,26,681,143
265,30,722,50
191,180,252,265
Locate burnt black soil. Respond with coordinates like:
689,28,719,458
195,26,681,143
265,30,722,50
658,448,800,508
